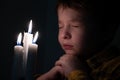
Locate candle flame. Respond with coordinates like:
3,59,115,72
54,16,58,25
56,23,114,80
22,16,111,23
28,20,32,33
33,31,39,43
17,33,22,45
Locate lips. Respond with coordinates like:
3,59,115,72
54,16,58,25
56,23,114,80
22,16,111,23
63,44,73,50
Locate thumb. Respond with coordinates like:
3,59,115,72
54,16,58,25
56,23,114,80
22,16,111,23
52,66,64,75
52,66,65,79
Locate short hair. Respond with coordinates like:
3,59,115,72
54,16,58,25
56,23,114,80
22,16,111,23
56,0,85,13
56,0,119,28
56,0,119,54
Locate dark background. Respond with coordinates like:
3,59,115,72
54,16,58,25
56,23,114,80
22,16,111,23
0,0,120,80
0,0,63,79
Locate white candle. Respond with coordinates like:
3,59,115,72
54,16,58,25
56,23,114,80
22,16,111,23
23,20,33,70
13,20,39,80
12,33,24,80
26,32,38,80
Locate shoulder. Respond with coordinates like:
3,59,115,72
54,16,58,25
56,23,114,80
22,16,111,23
90,46,120,80
101,56,120,79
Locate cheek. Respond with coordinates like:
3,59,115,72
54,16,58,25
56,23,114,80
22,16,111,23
74,35,83,45
72,32,85,54
72,29,85,47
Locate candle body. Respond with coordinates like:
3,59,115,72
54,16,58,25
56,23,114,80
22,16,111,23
13,20,39,80
26,44,38,80
23,32,33,72
12,46,23,80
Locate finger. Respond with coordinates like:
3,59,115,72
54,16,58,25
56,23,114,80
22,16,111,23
49,66,64,77
59,54,66,60
55,60,63,66
60,55,74,62
59,54,69,60
54,66,64,74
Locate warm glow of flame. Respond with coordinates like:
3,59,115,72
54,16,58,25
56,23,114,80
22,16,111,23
28,20,32,33
17,33,22,45
33,31,38,43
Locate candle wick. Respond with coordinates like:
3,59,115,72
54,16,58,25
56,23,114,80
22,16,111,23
28,32,31,34
17,42,21,45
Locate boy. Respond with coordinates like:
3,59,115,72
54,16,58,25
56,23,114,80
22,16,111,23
37,0,120,80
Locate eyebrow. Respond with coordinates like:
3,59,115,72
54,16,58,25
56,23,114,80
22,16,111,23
58,18,82,24
70,17,83,22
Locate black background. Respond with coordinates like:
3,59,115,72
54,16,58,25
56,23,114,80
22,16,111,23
0,0,120,80
0,0,63,79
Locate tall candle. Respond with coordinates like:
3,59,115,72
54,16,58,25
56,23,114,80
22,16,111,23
26,32,38,80
23,20,33,74
13,20,39,80
12,33,24,80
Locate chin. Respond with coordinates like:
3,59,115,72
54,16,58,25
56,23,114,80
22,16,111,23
65,50,78,56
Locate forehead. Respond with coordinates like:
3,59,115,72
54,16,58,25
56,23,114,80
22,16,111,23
58,7,83,22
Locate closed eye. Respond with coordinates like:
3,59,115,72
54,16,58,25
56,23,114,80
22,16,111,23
72,25,80,28
59,26,64,30
58,24,63,29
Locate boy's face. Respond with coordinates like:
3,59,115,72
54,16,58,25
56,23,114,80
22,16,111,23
58,7,85,56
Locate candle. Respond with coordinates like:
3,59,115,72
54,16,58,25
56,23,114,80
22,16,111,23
23,20,33,73
13,20,39,80
26,32,38,80
12,33,24,80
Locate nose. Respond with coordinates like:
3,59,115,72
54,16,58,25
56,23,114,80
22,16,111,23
62,27,71,39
